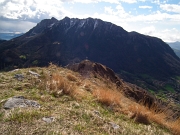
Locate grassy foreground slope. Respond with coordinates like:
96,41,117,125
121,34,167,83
0,64,179,135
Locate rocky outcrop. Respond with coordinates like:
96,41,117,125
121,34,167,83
67,60,123,87
68,61,156,107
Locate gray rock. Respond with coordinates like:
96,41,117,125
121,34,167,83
29,70,40,77
14,74,24,81
109,122,120,130
3,96,40,109
42,117,55,123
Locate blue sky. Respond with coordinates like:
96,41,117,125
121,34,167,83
0,0,180,42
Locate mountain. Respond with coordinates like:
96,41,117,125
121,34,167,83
0,17,180,91
0,33,23,40
167,41,180,58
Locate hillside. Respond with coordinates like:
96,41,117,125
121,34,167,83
0,61,180,135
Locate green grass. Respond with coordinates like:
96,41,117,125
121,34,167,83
176,76,180,80
5,108,45,123
164,84,175,92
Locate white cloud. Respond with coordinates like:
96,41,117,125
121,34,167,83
125,10,180,24
104,4,130,18
62,0,120,4
0,19,36,33
120,0,137,3
0,0,64,22
151,0,160,4
139,26,156,35
137,26,180,42
160,4,180,13
158,28,180,42
139,6,152,9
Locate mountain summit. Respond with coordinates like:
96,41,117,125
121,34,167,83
0,17,180,85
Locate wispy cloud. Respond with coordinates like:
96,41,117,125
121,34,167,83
0,18,36,33
160,4,180,13
62,0,120,4
139,6,152,9
120,0,137,4
104,4,130,18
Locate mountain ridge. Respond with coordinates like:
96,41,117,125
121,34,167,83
0,17,180,91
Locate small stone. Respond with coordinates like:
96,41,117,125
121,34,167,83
29,70,40,77
93,110,100,116
109,122,120,130
14,74,24,81
42,117,55,123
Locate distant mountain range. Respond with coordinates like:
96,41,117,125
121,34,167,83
167,41,180,58
0,33,23,40
0,17,180,91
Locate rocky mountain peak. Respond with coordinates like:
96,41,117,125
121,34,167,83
27,17,58,36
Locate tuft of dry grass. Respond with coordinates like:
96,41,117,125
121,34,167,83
92,87,122,107
169,118,180,135
46,73,75,97
66,73,78,82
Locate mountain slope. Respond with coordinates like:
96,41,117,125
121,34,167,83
0,17,180,89
0,62,179,134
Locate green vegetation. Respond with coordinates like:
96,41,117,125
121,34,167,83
5,108,44,123
32,60,38,65
176,76,180,80
19,55,26,60
164,84,175,92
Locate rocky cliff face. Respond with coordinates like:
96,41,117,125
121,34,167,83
0,17,180,82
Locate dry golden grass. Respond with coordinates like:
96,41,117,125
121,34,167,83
92,87,122,106
46,73,75,97
66,73,78,82
169,118,180,135
46,72,89,100
91,83,180,135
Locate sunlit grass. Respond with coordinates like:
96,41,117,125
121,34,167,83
0,64,178,134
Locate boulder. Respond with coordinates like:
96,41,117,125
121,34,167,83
3,96,40,109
